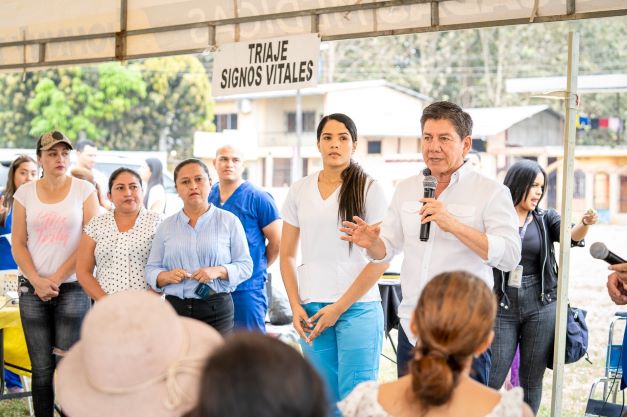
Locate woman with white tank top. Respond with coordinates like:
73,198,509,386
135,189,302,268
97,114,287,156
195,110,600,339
11,131,98,417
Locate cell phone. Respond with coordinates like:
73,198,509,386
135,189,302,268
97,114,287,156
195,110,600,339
194,283,216,300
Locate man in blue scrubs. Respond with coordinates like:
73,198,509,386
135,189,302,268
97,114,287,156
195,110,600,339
209,145,281,332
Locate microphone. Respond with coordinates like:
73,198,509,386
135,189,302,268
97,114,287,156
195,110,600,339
590,242,626,265
420,168,438,242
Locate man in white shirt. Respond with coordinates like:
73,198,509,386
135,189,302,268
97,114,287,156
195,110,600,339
75,139,110,208
342,101,521,382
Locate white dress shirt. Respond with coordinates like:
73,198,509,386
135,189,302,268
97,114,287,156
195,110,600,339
377,162,521,341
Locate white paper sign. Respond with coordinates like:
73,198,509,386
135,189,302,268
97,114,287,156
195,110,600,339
212,34,320,97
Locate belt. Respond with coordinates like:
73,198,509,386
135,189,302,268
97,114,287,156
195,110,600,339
18,275,81,288
165,293,229,302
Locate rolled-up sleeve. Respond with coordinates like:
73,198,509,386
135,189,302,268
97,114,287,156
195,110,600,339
145,222,168,292
484,187,521,271
214,216,253,292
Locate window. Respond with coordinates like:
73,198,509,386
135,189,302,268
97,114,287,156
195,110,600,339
620,175,627,213
272,158,292,187
287,111,316,133
472,138,487,152
547,170,557,209
594,172,610,210
367,140,382,154
574,170,586,199
214,113,238,132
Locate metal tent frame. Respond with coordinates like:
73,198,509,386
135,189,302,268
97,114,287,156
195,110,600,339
0,2,625,416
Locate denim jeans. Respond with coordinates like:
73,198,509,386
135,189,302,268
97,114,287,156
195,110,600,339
396,325,492,384
18,277,90,417
300,301,383,417
488,274,556,414
166,292,234,335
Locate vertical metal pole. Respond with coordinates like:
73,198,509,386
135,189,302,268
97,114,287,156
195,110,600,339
293,89,303,182
616,93,623,145
550,31,579,417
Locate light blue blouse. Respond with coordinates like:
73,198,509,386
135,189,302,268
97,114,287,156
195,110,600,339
145,205,253,298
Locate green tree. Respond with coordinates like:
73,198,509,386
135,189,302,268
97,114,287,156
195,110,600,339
26,65,147,147
27,70,97,139
0,72,40,148
91,63,147,150
135,56,214,157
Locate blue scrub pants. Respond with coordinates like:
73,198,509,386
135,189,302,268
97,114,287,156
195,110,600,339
232,287,268,333
301,301,383,410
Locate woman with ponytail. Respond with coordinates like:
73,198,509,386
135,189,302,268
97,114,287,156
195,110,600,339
280,113,389,413
340,271,533,417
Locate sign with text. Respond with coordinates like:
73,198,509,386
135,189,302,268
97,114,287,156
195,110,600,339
212,34,320,97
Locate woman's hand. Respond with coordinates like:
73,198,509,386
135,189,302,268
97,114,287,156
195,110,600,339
157,269,189,287
291,304,314,343
582,209,598,226
307,304,343,344
340,216,381,249
31,277,60,302
191,267,225,283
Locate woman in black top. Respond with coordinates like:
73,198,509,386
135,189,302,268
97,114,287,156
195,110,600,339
488,159,597,413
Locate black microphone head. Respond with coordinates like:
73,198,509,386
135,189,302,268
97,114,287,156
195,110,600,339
423,175,438,190
590,242,609,260
422,168,431,176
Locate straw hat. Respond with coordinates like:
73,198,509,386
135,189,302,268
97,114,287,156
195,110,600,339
56,290,222,417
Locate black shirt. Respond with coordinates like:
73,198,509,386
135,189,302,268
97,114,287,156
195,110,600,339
520,219,542,276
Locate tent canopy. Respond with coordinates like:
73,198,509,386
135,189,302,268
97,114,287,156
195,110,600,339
0,0,626,71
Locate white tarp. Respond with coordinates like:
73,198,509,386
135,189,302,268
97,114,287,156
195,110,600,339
0,0,626,71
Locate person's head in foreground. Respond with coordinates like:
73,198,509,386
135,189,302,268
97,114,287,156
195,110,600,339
56,290,223,417
188,333,328,417
409,271,533,416
341,271,533,417
411,271,496,409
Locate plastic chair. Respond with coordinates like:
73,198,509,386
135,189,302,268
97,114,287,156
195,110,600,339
584,312,627,417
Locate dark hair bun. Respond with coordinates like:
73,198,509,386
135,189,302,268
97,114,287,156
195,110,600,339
410,348,460,407
409,271,497,412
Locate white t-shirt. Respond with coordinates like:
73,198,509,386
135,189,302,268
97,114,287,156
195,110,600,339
146,184,166,213
282,171,388,303
13,177,95,282
339,381,524,417
84,208,163,294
